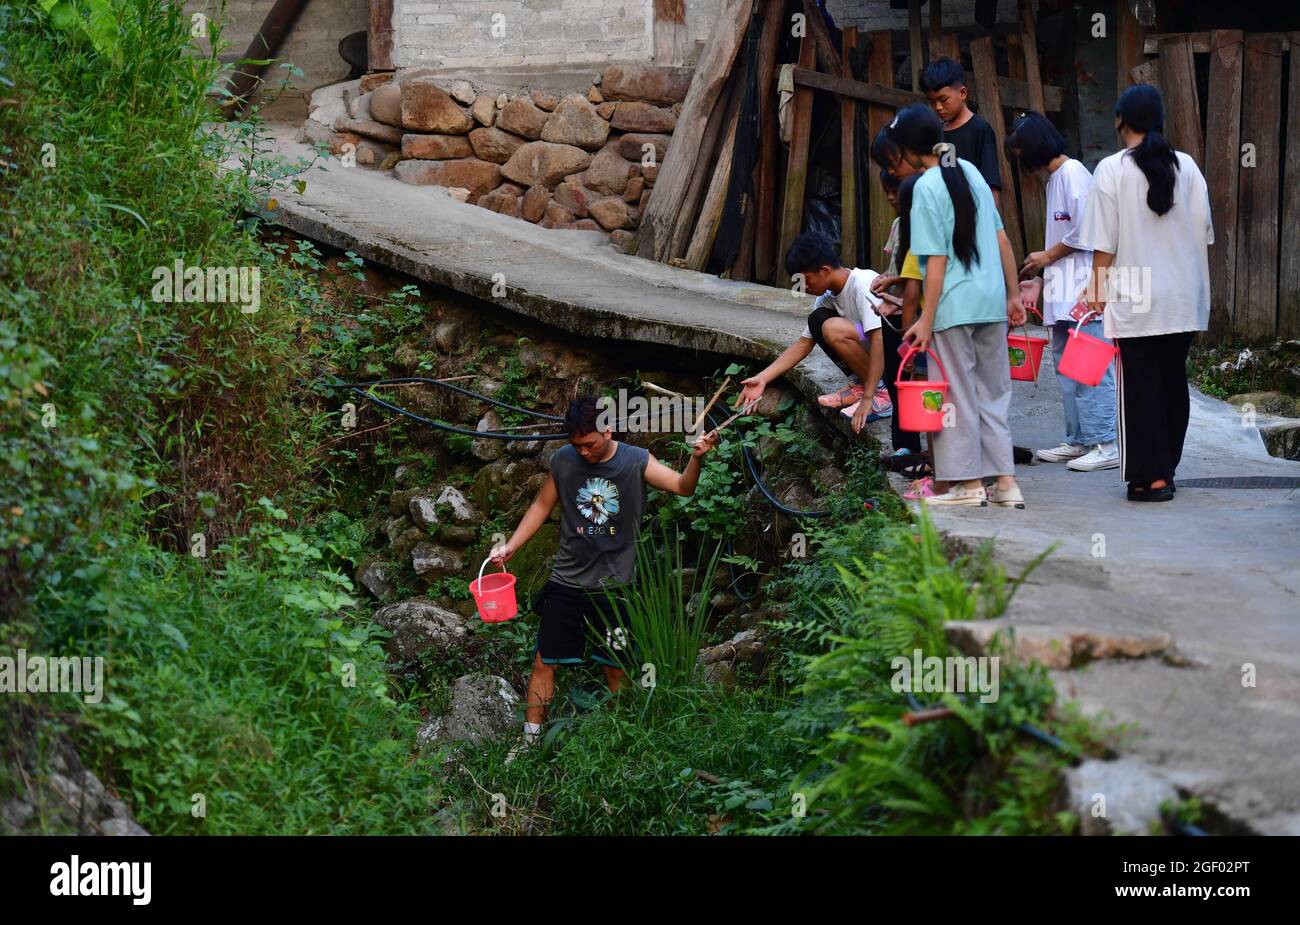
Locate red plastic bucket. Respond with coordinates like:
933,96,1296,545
896,344,950,432
470,557,517,623
1007,330,1048,381
1057,313,1117,387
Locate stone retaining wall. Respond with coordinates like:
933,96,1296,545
299,64,691,249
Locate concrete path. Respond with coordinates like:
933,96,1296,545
262,126,1300,833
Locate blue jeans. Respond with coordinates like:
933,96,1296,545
1049,319,1116,446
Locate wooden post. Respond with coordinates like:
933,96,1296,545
369,0,394,71
867,30,895,272
671,71,740,260
909,0,924,90
1235,36,1283,342
1282,32,1300,341
779,37,818,287
1204,30,1243,342
971,36,1024,263
1157,36,1203,171
840,27,859,266
802,0,840,77
1116,0,1147,90
635,0,749,261
1009,28,1046,256
753,0,785,283
653,0,688,66
685,108,742,270
928,0,944,61
1018,1,1046,113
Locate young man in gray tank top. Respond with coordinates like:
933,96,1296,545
489,395,719,748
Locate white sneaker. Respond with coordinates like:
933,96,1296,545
1036,442,1088,463
987,484,1026,508
924,484,988,507
1067,442,1120,471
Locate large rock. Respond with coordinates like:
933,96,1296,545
417,674,520,748
473,410,506,461
401,133,473,159
501,141,592,189
393,158,501,201
477,183,523,218
333,116,403,146
1065,758,1179,835
554,176,594,217
411,543,465,581
589,196,637,231
542,200,576,226
1227,390,1300,418
583,145,632,196
401,78,474,134
369,82,403,127
521,184,550,222
468,126,526,164
531,88,559,111
600,64,693,104
306,79,358,130
540,94,611,150
355,554,397,600
610,101,677,134
496,96,549,140
372,598,468,660
471,93,497,126
616,132,672,164
435,485,480,523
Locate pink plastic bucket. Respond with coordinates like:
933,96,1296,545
470,557,517,623
1057,313,1117,387
896,344,950,433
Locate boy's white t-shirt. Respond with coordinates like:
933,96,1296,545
1076,149,1214,338
800,267,885,340
1041,158,1094,325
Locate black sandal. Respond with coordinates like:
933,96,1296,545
1127,481,1174,503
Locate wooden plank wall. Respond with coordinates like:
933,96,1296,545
1281,32,1300,341
1234,36,1283,341
1204,31,1243,340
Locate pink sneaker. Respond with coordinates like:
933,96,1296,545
903,477,936,500
818,382,865,408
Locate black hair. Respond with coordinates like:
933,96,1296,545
896,173,922,268
869,126,900,172
564,395,603,437
887,103,979,270
1005,110,1067,175
1115,84,1179,216
920,56,965,93
880,169,901,192
784,231,842,277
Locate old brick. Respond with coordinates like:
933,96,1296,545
500,141,592,189
610,101,677,134
600,65,693,105
393,158,502,201
401,133,474,159
468,126,526,164
401,78,472,134
496,96,549,140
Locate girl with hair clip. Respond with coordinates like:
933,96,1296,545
1076,84,1213,503
887,103,1026,508
1005,110,1117,472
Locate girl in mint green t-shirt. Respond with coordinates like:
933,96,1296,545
888,104,1026,509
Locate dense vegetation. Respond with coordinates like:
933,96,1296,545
2,1,1104,835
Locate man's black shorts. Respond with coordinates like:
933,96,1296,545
532,579,632,667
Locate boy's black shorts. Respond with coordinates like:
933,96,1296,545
532,579,632,667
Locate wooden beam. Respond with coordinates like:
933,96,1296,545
1129,58,1160,89
1234,35,1283,342
670,69,740,260
908,0,924,91
1143,32,1289,55
840,26,859,267
685,103,742,270
1282,32,1300,341
752,0,785,284
1205,30,1243,342
1157,36,1203,171
635,0,749,261
1116,0,1147,90
1018,0,1046,114
653,0,688,66
221,0,310,117
791,67,924,109
1008,34,1045,256
802,0,840,76
779,37,818,287
368,0,394,71
928,0,944,61
965,71,1064,112
867,30,895,283
970,36,1024,263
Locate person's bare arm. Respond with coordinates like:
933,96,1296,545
903,255,947,354
901,278,921,328
1021,240,1080,276
644,432,720,497
490,474,559,564
998,229,1026,325
1083,250,1116,314
736,337,815,408
850,330,886,434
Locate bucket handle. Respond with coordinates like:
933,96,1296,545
896,343,949,387
477,555,508,587
1071,310,1101,335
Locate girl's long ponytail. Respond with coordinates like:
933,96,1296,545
937,145,979,270
1116,84,1178,216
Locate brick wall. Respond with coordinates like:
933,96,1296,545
393,0,719,69
185,0,369,94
